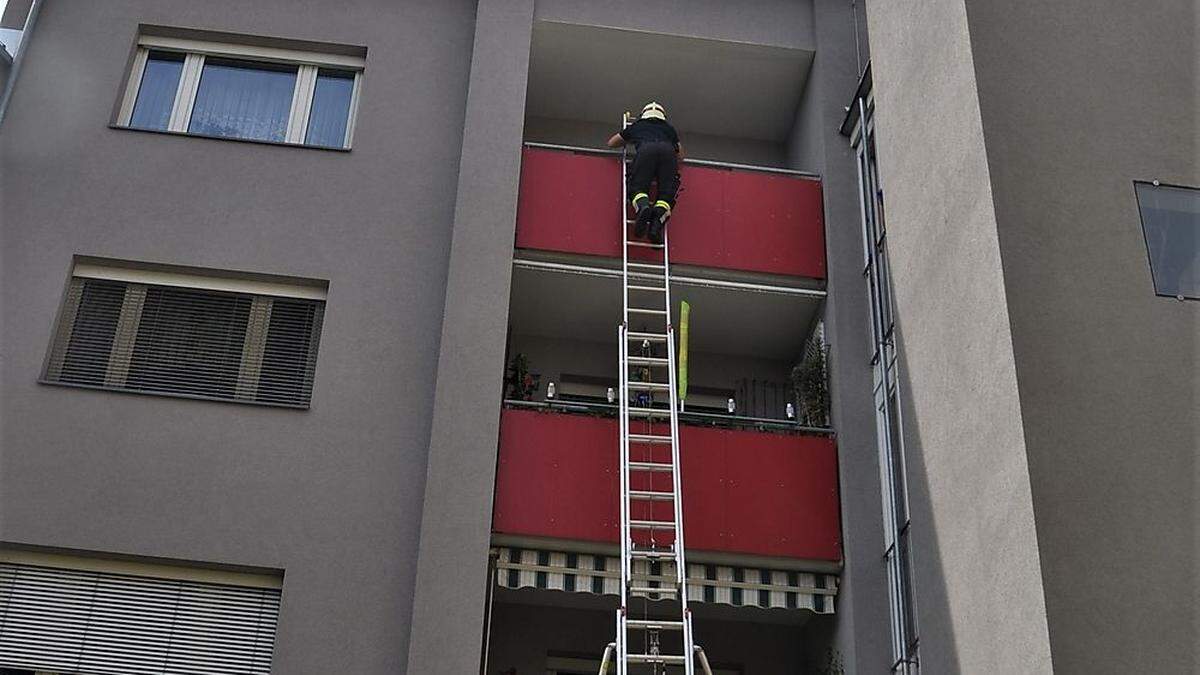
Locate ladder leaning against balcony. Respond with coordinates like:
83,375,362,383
598,112,712,675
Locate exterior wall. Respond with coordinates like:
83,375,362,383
788,0,893,671
963,1,1199,671
1,0,32,29
0,48,9,93
1,1,869,673
404,2,536,673
0,1,478,673
863,0,1055,672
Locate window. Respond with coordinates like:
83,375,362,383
851,77,919,674
44,260,326,408
117,34,363,148
0,550,281,674
1134,181,1200,300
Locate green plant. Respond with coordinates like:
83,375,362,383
504,353,540,401
791,331,829,427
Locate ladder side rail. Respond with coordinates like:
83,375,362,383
618,324,630,674
662,181,698,675
621,113,631,326
666,321,697,675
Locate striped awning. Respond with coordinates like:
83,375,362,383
493,547,836,614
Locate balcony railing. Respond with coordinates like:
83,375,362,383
515,144,827,279
492,406,842,562
503,399,831,435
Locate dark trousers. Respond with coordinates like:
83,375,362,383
628,141,680,207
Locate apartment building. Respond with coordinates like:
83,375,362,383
0,1,1194,674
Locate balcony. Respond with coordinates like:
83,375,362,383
516,145,826,280
493,406,839,562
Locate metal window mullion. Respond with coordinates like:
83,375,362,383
45,278,86,380
117,47,150,126
168,53,205,133
285,65,318,144
235,297,272,401
103,284,147,388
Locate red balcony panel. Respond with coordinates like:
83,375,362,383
493,407,841,561
515,147,826,279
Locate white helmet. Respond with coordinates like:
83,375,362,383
640,101,666,121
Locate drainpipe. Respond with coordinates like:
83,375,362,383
0,0,45,127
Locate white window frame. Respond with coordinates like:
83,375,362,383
117,35,364,149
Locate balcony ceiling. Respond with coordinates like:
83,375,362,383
509,264,820,361
527,21,814,142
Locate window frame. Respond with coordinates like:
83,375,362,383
116,35,364,149
852,88,920,674
1133,179,1200,301
41,261,327,409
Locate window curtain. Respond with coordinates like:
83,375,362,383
188,59,298,142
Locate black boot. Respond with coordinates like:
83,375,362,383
634,205,655,239
647,206,668,244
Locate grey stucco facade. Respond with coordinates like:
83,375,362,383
864,0,1198,672
0,0,478,672
9,0,1189,673
1,1,887,674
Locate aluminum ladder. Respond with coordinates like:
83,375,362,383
600,112,707,675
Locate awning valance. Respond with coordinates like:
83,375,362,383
493,547,836,614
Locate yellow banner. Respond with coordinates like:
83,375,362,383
678,301,690,401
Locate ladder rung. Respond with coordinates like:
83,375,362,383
628,284,666,292
628,307,667,315
627,332,668,341
627,356,669,366
629,586,680,596
627,382,670,390
628,461,673,472
628,262,666,270
627,654,687,665
629,490,675,501
626,619,685,631
630,553,676,563
628,407,670,417
629,433,673,444
631,552,676,562
627,273,666,283
630,519,676,529
627,240,665,249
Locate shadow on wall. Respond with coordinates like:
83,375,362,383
892,328,963,675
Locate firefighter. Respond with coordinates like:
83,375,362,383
606,101,684,244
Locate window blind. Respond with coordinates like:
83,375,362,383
45,277,324,408
0,563,279,675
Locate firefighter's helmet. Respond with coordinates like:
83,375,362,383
640,101,666,121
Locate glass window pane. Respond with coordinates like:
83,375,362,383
1135,182,1200,299
305,69,355,148
129,51,184,131
887,391,908,526
188,59,298,142
898,527,919,653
